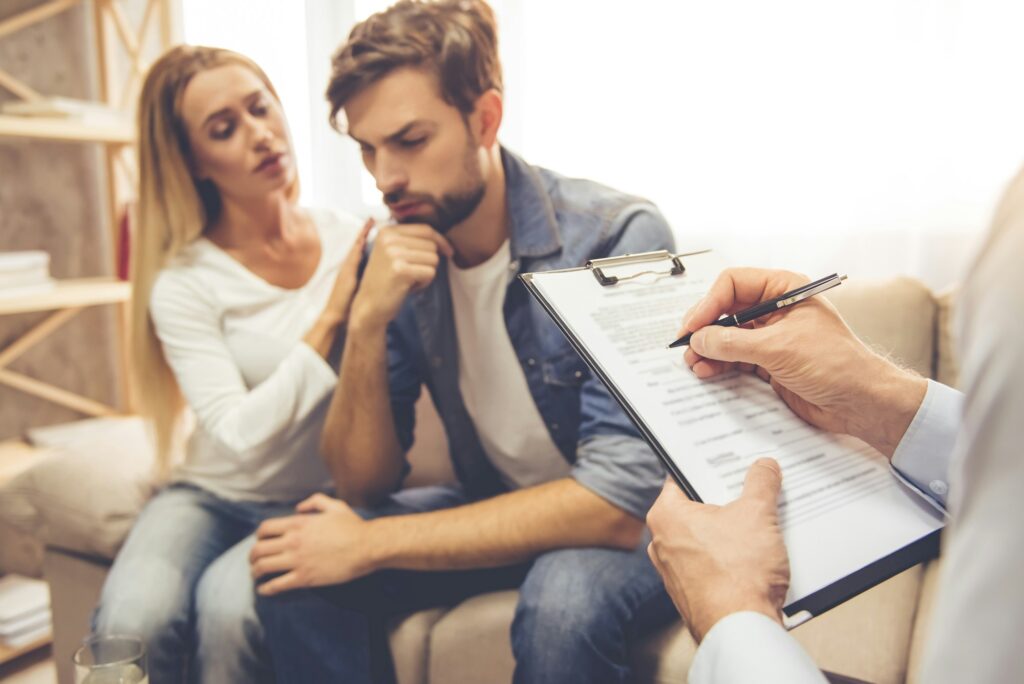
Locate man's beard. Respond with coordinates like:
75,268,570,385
388,184,485,234
385,146,486,234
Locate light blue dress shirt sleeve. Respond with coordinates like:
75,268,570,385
689,612,827,684
889,379,964,509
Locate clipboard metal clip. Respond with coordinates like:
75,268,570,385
587,250,687,286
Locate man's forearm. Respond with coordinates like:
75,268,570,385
367,478,645,571
321,317,405,506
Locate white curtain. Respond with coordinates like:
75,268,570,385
182,0,1024,290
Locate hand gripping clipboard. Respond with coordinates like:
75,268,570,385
519,250,942,626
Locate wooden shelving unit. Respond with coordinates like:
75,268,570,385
0,113,132,144
0,0,172,666
1,0,171,425
0,279,133,417
0,632,53,666
0,278,130,316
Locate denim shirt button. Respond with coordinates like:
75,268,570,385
550,423,559,431
527,358,536,366
509,261,519,271
574,370,583,379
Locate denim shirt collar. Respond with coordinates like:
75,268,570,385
502,147,562,261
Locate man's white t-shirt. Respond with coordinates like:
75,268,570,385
447,239,570,489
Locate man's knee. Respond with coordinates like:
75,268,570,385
513,548,623,648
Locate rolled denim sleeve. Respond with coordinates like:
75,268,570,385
890,379,964,510
572,433,666,520
571,205,675,518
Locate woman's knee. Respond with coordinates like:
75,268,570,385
94,583,190,647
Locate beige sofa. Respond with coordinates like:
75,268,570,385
0,276,958,684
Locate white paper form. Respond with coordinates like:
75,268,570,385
528,252,944,609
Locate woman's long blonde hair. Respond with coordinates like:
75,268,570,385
132,45,298,475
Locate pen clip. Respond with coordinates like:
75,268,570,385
776,273,847,307
735,273,846,324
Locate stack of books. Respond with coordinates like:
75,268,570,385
0,575,52,649
0,251,54,298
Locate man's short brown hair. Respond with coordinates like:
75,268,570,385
326,0,502,129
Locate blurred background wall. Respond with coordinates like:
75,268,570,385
4,0,1023,438
185,0,1024,289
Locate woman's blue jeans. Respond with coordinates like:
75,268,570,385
92,483,298,684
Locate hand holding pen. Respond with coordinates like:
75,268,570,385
668,273,847,348
672,267,927,458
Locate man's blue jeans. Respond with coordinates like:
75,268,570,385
93,483,297,684
256,484,676,684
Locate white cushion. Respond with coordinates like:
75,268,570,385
0,417,157,560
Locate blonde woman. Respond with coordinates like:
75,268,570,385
92,45,368,683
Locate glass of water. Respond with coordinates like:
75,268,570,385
73,634,147,684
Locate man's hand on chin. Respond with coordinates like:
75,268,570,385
250,493,377,596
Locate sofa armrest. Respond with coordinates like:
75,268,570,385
43,548,110,684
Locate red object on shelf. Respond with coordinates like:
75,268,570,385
117,205,131,281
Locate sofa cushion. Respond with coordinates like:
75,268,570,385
0,417,157,560
427,590,518,684
934,288,960,388
905,558,944,683
827,277,937,378
404,393,455,488
389,607,448,684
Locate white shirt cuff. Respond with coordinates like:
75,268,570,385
690,612,827,684
890,379,963,509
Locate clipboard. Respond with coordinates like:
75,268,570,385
520,250,942,625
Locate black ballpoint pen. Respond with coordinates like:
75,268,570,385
667,273,848,349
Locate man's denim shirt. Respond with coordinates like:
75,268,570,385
386,148,675,520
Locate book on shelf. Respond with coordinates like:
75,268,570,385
0,250,53,299
0,575,52,648
0,621,51,649
0,609,51,647
0,250,48,273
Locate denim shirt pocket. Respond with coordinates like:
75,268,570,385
542,350,590,387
